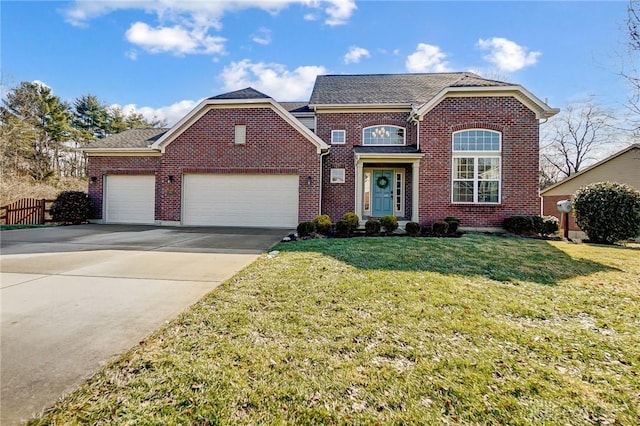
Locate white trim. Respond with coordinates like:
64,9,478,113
234,124,246,145
331,129,346,145
152,98,329,154
330,168,346,183
362,125,406,146
413,86,559,120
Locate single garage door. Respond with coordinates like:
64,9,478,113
104,175,155,224
183,174,298,227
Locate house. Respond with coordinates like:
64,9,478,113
84,72,558,229
540,143,640,239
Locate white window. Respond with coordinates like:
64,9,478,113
363,125,405,146
331,130,346,145
330,168,345,184
395,172,403,212
452,130,501,204
234,125,246,144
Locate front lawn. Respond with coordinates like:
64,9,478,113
29,234,639,425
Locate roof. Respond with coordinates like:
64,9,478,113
279,102,312,114
209,87,270,100
540,144,640,195
85,128,168,149
309,72,510,105
353,145,420,154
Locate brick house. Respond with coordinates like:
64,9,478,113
84,73,558,229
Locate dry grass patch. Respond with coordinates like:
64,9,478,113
29,234,640,425
0,173,87,206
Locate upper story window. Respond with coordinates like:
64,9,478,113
331,130,345,144
234,124,246,145
452,129,501,204
363,125,405,146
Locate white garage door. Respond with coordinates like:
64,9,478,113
104,175,155,224
183,174,298,227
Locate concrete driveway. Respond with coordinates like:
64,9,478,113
0,225,287,425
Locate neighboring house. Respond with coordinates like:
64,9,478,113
540,144,640,239
84,72,558,228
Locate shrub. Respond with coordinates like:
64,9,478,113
341,212,360,230
534,215,559,237
334,219,352,237
572,181,640,244
405,221,421,236
444,216,460,233
50,191,90,224
365,219,381,235
313,214,332,235
432,220,449,236
296,221,315,237
502,216,534,235
380,215,399,234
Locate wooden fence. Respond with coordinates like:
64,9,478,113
0,198,55,225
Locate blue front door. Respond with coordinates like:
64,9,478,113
372,170,394,216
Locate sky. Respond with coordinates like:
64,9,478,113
1,1,634,126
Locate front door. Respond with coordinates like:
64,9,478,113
372,170,394,216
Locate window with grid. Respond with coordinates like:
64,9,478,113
362,125,405,145
452,130,501,204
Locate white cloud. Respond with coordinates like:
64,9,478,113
477,37,541,72
114,99,201,127
125,22,225,55
252,28,272,45
324,0,357,26
220,60,327,101
344,46,370,64
64,1,356,31
405,43,451,73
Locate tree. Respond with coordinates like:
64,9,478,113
539,99,618,187
623,0,640,138
0,81,71,180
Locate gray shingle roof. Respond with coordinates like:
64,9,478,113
279,102,312,113
309,72,511,105
353,146,420,154
86,128,169,149
209,87,270,100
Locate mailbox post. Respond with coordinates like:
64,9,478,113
556,199,572,240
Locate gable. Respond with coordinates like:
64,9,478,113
151,98,328,154
541,145,640,196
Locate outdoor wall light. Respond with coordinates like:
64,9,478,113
90,176,97,184
307,176,313,185
167,175,174,183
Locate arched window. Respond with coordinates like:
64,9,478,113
362,125,405,146
452,129,501,204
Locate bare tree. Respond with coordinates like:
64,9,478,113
540,99,618,187
623,0,640,137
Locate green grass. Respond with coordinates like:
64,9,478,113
29,234,640,425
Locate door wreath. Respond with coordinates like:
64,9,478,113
376,175,390,189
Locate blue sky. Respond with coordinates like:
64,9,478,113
1,1,633,126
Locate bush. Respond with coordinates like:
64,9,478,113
341,212,360,230
432,220,449,236
50,191,91,224
334,219,352,237
380,215,399,234
502,216,534,235
365,219,381,235
405,221,421,236
296,221,315,237
534,215,559,237
444,216,460,233
572,181,640,244
313,214,332,235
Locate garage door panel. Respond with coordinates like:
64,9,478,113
105,175,155,224
183,174,298,227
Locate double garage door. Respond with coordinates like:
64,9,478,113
104,174,298,227
183,174,298,227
